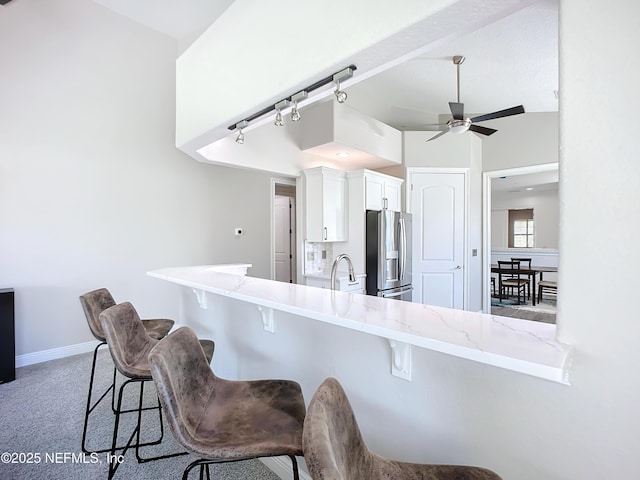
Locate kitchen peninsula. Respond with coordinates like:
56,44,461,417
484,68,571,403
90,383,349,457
148,264,570,384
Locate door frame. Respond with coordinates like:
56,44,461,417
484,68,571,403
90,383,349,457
406,167,469,310
270,177,297,282
482,163,559,312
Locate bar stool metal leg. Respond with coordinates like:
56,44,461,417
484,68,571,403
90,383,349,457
107,378,169,478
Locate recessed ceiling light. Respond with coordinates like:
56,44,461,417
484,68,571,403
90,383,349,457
526,187,533,191
336,152,350,158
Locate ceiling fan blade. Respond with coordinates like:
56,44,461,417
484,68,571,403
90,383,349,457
426,130,449,142
449,102,465,120
469,124,498,136
470,105,525,123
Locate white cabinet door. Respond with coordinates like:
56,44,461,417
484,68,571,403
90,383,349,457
304,167,347,242
364,174,385,210
384,178,402,212
364,172,402,212
323,173,346,241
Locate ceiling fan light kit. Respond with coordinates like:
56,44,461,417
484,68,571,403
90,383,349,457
427,55,525,142
448,118,471,134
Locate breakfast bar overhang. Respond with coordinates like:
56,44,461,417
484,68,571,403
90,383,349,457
148,265,571,385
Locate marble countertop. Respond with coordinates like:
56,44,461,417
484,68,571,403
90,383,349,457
148,265,571,384
304,270,366,280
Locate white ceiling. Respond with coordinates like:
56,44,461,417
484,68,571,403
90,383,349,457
491,168,558,193
347,0,558,130
90,0,233,39
91,0,558,190
91,0,558,128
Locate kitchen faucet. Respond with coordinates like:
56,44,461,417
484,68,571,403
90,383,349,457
330,254,357,290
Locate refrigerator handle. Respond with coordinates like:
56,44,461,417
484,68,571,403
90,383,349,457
399,217,406,281
381,285,413,298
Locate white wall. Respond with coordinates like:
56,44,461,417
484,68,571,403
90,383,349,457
0,0,279,356
491,187,559,248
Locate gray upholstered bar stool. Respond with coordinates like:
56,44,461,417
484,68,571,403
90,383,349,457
148,326,306,480
303,377,503,480
100,302,215,479
80,288,175,454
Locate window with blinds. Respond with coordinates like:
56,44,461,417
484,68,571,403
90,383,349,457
508,208,534,248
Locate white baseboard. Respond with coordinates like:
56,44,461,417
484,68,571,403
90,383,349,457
14,323,188,368
15,340,101,368
260,456,311,480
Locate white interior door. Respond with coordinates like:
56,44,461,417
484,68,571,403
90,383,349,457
274,195,292,282
410,170,466,309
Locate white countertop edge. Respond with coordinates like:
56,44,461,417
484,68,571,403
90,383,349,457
148,265,571,385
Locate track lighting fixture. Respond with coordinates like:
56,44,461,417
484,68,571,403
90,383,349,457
333,67,354,104
334,80,348,103
227,65,357,139
290,91,308,122
274,110,284,126
235,120,248,144
290,103,300,122
274,100,290,126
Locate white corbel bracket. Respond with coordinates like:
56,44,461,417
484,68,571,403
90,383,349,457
388,340,412,381
192,288,208,310
257,306,275,333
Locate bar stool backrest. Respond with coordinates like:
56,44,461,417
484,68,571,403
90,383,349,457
149,327,216,450
99,302,156,378
79,288,116,341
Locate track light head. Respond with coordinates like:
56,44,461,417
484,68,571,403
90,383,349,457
274,111,284,127
332,67,353,104
235,120,248,144
274,100,290,126
290,102,300,122
334,80,348,103
290,91,308,122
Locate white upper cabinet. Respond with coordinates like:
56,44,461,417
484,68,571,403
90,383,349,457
304,167,347,242
359,170,403,212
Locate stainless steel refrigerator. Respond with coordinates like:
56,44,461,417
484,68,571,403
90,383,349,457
365,210,412,301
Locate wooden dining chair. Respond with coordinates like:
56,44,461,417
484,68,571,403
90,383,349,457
511,257,532,301
537,280,557,303
497,260,528,304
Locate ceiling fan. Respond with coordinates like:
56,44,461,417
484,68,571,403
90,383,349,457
427,55,525,142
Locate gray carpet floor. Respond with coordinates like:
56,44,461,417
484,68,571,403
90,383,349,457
0,349,281,480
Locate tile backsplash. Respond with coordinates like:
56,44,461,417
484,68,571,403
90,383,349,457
304,242,334,274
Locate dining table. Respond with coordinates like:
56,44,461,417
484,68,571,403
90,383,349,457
491,264,558,306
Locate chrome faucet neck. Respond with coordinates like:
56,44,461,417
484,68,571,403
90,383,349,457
330,254,356,290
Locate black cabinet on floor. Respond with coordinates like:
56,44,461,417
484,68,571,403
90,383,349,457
0,289,15,383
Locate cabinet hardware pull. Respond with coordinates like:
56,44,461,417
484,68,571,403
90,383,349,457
324,227,327,240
